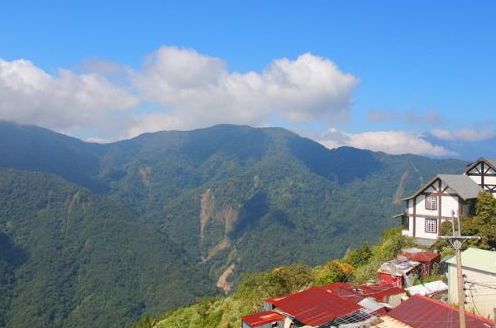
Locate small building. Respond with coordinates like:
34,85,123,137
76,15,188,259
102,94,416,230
377,259,421,288
241,311,284,328
400,249,440,276
396,158,496,242
446,247,496,320
373,294,495,328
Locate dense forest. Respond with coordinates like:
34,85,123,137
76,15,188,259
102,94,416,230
0,121,465,327
135,191,496,328
132,228,413,328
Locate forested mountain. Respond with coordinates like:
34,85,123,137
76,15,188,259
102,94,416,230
0,121,465,327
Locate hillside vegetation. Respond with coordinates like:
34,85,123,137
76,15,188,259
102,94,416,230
0,121,464,327
132,228,412,328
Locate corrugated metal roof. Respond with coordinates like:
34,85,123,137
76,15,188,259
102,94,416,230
374,315,413,327
267,286,360,326
388,295,494,328
406,280,448,296
378,260,420,277
320,283,405,303
446,247,496,274
401,251,440,263
403,174,482,201
241,311,283,327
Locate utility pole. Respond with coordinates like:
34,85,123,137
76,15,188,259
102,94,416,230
440,210,480,328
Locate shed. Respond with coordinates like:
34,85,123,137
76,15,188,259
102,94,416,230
377,259,420,288
400,250,440,276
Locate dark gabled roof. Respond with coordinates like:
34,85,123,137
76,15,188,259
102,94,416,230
402,174,482,201
465,157,496,173
437,174,482,199
388,295,494,328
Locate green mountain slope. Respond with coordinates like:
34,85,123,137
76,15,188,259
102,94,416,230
0,122,465,327
0,169,215,328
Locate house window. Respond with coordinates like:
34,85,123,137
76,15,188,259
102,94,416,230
425,218,437,233
425,195,437,210
401,215,409,230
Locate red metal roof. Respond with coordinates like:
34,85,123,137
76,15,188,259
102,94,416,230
389,295,494,328
266,286,361,326
401,251,440,263
318,282,405,303
241,311,284,327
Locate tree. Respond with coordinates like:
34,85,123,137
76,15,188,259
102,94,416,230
313,261,349,285
343,244,372,267
475,191,496,223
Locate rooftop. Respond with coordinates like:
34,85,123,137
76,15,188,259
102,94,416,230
445,247,496,274
403,174,482,201
401,251,440,263
378,259,420,277
266,286,361,326
406,280,448,297
241,311,283,327
388,295,494,328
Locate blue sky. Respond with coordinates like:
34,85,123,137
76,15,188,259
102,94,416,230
0,1,495,158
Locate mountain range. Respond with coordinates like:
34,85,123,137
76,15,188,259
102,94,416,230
0,121,465,327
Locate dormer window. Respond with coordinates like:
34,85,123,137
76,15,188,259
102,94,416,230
425,195,437,210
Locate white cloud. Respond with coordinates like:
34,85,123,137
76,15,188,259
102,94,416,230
0,48,357,140
131,46,357,136
431,128,495,142
0,58,138,135
319,129,454,156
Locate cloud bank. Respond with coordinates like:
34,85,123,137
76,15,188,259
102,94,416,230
0,59,138,135
319,129,454,156
0,47,357,140
130,47,357,135
0,46,484,157
431,128,495,142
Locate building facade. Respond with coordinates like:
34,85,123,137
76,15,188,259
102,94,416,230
399,158,496,241
446,248,496,321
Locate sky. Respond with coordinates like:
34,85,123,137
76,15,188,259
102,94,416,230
0,1,495,158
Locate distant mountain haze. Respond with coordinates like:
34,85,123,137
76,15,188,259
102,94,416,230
0,121,465,327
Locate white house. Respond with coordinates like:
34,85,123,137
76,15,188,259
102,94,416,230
398,158,496,242
446,247,496,321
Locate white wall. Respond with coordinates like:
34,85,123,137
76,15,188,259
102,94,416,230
448,265,496,320
468,175,482,185
441,194,459,217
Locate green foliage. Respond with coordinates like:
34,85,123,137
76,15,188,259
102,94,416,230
352,228,413,283
0,122,464,328
343,244,372,267
234,263,313,311
313,261,349,285
475,191,496,222
148,227,412,328
434,191,496,253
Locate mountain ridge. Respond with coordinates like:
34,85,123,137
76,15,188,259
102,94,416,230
0,121,465,327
